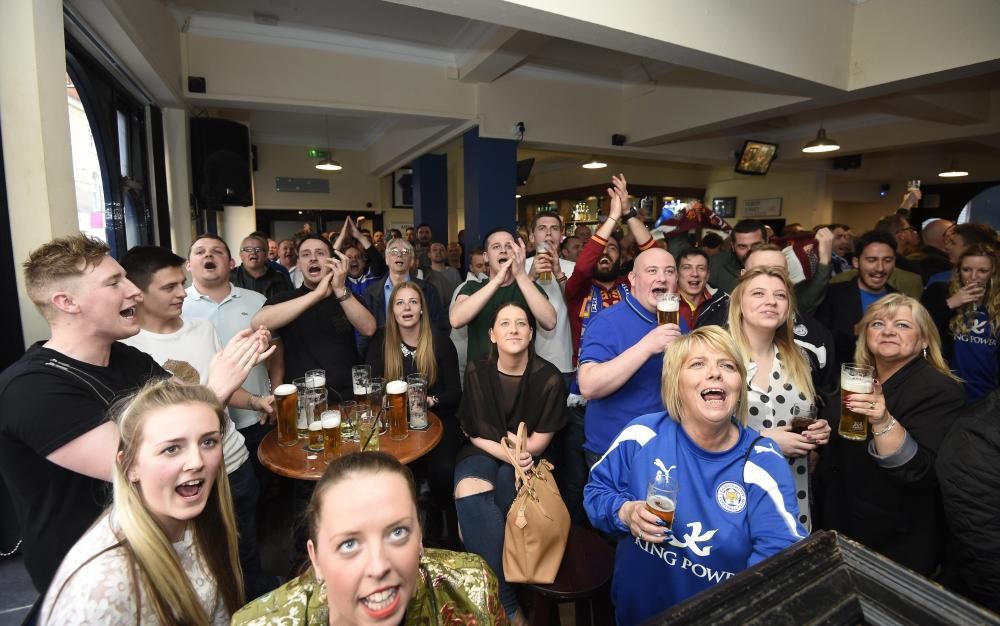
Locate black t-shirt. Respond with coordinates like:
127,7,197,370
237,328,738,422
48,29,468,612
266,286,361,398
0,341,166,593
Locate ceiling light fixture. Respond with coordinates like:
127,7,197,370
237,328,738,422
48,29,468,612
315,115,343,172
801,126,840,153
938,161,969,178
582,156,607,169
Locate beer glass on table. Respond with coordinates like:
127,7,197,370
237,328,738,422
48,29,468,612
839,363,875,441
386,379,409,441
352,365,371,403
356,405,380,452
536,242,552,282
657,292,680,326
369,377,386,433
274,383,299,447
340,400,358,443
305,388,327,453
645,468,679,532
321,410,341,461
406,373,429,431
305,368,326,391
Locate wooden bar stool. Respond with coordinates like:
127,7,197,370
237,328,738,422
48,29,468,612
527,526,615,626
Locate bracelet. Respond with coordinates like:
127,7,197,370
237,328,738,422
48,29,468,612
249,394,261,410
557,274,568,284
872,417,897,437
335,288,352,302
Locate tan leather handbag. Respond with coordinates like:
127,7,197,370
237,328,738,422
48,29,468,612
501,422,571,584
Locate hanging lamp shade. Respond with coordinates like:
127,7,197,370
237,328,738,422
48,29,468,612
938,161,968,177
582,156,607,169
315,158,342,171
801,127,840,153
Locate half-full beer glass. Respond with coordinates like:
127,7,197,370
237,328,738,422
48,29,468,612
657,292,680,326
274,384,299,446
645,468,679,531
839,363,874,441
386,379,408,440
536,242,552,282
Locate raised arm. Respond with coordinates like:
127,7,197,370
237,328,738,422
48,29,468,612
450,270,507,328
577,324,679,400
510,240,556,330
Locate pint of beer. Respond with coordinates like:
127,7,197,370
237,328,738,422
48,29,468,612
275,384,299,447
644,468,679,533
321,411,341,460
839,363,874,441
657,293,680,326
386,379,408,441
352,365,371,403
536,242,552,282
306,420,325,453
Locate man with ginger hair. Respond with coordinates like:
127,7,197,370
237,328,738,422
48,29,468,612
0,235,268,601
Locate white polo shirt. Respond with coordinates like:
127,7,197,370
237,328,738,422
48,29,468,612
183,284,271,429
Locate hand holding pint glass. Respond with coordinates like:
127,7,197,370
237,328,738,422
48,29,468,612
839,363,875,440
657,292,680,326
645,467,679,532
535,242,553,282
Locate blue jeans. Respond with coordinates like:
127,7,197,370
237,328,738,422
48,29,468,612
454,454,518,617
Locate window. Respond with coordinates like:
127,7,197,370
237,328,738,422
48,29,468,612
66,72,107,243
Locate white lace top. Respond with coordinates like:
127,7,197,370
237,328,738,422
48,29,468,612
40,512,229,625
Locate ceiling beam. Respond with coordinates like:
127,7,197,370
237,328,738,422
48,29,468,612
453,22,549,83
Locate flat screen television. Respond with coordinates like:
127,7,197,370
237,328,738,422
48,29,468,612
734,140,778,176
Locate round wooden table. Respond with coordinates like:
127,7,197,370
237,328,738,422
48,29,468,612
258,412,443,481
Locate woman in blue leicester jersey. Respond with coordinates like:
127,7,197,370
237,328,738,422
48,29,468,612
922,244,1000,402
584,326,805,626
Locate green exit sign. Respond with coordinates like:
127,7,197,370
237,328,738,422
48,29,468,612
308,149,329,158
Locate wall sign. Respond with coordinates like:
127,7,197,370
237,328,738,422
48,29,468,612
743,197,782,217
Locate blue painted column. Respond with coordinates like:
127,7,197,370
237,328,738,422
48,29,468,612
463,127,517,254
411,153,448,243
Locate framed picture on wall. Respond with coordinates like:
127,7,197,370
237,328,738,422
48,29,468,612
743,197,782,218
712,196,737,218
392,168,413,208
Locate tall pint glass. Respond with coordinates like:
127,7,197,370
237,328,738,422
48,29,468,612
386,379,408,441
657,293,680,326
321,410,341,461
352,365,371,403
839,363,875,441
274,384,299,446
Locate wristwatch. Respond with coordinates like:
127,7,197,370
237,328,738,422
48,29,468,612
335,288,352,302
622,205,638,221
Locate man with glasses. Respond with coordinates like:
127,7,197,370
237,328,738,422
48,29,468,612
361,238,448,342
231,232,293,299
252,235,376,399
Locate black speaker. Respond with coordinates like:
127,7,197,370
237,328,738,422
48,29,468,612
611,133,627,146
188,76,206,93
190,118,253,207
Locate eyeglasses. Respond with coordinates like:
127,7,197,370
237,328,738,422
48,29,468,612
241,247,266,253
387,248,412,257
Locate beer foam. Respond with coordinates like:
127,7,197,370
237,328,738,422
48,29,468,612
648,495,675,511
841,378,873,394
386,380,408,394
308,376,326,388
274,383,296,396
657,297,680,312
353,384,367,394
308,421,323,432
321,411,341,428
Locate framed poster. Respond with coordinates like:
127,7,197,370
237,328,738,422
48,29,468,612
712,197,737,218
743,197,782,218
392,168,413,208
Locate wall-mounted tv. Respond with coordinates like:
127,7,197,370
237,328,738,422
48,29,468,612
735,140,778,176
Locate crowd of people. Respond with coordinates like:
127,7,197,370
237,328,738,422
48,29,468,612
2,174,999,625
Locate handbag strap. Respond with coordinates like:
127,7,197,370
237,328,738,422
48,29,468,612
501,422,534,488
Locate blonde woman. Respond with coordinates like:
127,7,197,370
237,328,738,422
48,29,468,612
40,381,243,624
585,326,804,625
922,244,1000,401
365,281,461,542
817,294,964,576
726,265,831,530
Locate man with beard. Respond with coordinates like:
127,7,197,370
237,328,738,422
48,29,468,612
426,242,463,307
414,223,433,270
565,175,656,366
828,223,854,274
818,230,899,370
676,247,725,328
252,235,376,399
708,219,767,293
231,232,293,299
332,216,387,297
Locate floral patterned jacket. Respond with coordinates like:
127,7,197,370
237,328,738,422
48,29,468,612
231,548,509,625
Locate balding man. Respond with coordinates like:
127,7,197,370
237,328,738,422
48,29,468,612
577,246,684,465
